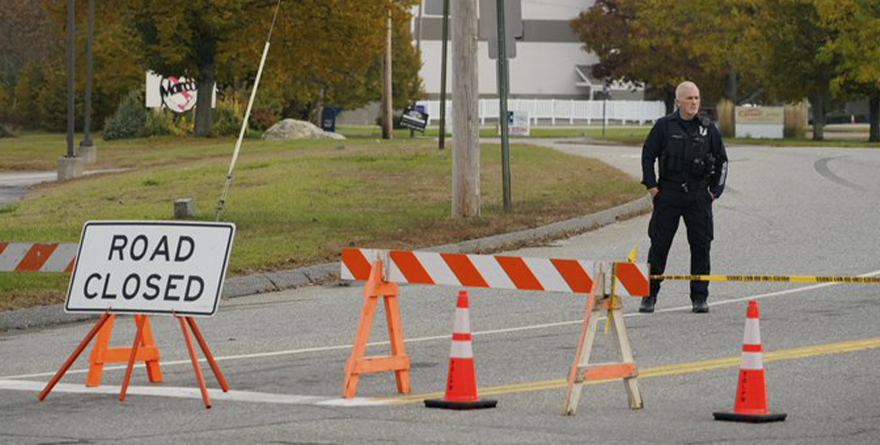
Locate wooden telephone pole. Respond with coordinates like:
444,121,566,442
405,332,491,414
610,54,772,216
381,13,394,140
451,0,480,218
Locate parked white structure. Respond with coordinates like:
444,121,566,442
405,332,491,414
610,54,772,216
413,0,643,101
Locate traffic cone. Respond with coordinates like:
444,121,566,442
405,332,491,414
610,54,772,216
425,290,497,410
713,300,786,423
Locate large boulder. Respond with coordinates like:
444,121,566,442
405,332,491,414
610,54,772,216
262,119,345,141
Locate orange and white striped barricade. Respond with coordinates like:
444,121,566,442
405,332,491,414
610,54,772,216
340,248,650,406
0,242,77,272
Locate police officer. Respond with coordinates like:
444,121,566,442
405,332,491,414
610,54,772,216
640,81,728,314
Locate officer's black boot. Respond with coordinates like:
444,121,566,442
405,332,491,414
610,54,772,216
692,299,709,313
639,295,656,313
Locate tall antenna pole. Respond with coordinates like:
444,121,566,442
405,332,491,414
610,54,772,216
215,0,282,221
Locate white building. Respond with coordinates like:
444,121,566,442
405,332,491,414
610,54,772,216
413,0,643,100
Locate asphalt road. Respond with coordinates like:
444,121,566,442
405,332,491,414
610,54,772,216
2,141,880,444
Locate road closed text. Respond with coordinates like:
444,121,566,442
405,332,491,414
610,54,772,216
65,222,235,317
82,234,204,302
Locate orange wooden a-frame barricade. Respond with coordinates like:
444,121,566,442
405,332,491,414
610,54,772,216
562,263,644,415
342,260,411,398
87,314,162,387
39,311,230,409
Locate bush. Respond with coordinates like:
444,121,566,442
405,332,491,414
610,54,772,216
37,61,82,132
103,89,146,140
211,95,244,137
249,109,279,131
141,109,174,137
14,63,45,129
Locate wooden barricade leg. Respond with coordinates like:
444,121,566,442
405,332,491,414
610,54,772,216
563,265,643,416
86,314,162,387
343,260,411,398
608,299,643,409
563,270,602,416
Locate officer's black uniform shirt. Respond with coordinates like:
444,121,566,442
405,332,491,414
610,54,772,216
641,110,728,198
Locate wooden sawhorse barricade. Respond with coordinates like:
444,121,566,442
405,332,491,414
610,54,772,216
340,248,649,415
39,312,229,409
562,262,644,415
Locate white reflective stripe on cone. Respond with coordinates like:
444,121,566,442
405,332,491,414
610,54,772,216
741,352,764,370
450,341,474,359
743,319,761,346
453,308,470,333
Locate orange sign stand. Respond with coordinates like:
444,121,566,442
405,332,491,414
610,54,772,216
343,260,411,398
39,312,229,409
87,314,162,387
563,265,643,415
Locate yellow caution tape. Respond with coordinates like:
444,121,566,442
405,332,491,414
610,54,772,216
606,244,639,335
652,274,880,284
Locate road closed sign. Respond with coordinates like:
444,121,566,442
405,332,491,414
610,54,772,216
65,221,235,317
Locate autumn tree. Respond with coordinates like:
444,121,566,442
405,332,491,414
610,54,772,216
128,0,251,136
817,0,880,142
750,0,838,140
571,0,719,113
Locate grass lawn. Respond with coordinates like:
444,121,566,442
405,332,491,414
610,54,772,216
0,132,645,311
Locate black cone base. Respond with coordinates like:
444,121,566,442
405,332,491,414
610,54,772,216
425,398,497,410
713,411,787,423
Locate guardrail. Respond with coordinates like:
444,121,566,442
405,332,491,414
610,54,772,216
417,99,666,126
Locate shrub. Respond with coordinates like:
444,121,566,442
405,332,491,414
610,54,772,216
211,95,244,137
249,109,279,131
103,89,146,140
141,109,174,137
13,63,45,129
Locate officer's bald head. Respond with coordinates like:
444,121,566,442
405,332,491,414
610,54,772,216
675,81,701,120
676,81,699,100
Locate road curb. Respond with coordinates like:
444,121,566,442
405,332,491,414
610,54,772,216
0,194,652,331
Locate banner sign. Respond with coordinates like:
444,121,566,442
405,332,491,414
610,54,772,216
65,221,235,317
145,71,217,113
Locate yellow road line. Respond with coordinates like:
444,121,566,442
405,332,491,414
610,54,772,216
383,336,880,404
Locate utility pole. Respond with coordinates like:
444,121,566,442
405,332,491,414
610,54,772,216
411,1,424,139
78,0,96,163
381,12,394,140
438,0,450,150
452,0,480,218
496,0,511,212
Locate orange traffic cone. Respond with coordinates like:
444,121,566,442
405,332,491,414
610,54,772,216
425,290,497,410
714,300,786,422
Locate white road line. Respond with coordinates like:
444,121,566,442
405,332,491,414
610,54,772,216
3,269,879,383
0,379,390,407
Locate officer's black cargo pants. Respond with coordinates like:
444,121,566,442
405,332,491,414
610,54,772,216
647,186,714,303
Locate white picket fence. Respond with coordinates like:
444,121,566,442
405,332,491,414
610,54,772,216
417,99,666,126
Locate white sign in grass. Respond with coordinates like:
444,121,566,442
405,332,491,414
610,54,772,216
65,221,235,317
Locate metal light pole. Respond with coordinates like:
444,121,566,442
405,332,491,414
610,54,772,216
496,0,511,212
78,0,96,163
438,0,449,150
58,0,83,180
66,0,75,159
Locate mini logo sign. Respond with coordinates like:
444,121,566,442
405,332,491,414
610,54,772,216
65,221,235,317
399,105,428,132
160,76,198,112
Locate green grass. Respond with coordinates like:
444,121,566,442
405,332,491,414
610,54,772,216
1,132,645,310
